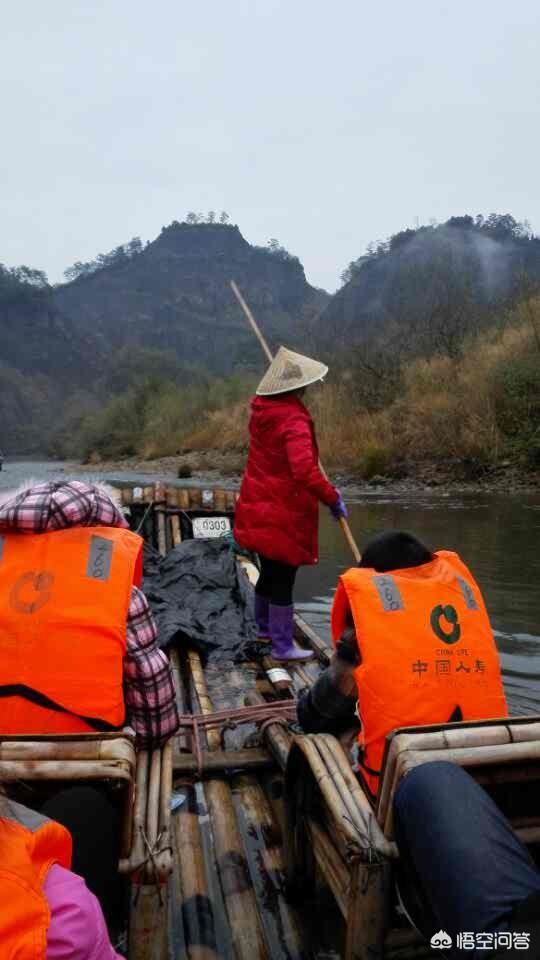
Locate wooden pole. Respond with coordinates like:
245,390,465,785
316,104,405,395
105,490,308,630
230,279,361,565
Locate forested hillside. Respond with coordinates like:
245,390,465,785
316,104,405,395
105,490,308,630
54,220,327,375
0,219,327,454
2,212,539,473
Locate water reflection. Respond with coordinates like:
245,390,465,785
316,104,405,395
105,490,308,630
295,493,540,716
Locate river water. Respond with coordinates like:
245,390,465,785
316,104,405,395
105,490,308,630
2,460,539,716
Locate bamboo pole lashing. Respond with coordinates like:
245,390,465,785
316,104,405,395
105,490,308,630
245,693,293,771
230,279,362,565
262,656,294,695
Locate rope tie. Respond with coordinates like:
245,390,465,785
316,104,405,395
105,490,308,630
176,701,297,777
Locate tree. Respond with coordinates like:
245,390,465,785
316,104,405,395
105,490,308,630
207,210,216,223
185,212,198,224
219,211,230,224
126,237,143,257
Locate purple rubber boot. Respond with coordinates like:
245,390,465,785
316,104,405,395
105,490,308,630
269,604,314,661
254,594,270,641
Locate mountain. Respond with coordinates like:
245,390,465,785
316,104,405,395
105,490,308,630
0,222,328,454
53,222,328,376
321,214,540,360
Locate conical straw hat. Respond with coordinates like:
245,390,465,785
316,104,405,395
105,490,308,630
256,346,328,396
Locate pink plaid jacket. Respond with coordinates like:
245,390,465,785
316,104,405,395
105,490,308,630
0,480,179,747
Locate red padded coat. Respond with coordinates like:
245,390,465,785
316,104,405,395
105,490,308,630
233,394,338,567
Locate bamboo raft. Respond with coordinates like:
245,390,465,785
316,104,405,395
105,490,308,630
4,481,540,959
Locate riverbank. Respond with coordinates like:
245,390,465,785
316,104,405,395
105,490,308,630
72,450,540,496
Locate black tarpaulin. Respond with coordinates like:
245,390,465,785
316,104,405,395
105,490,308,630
142,539,258,663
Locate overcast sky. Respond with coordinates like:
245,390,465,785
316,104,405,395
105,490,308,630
2,1,539,292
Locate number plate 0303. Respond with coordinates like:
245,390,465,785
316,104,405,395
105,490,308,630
192,516,231,539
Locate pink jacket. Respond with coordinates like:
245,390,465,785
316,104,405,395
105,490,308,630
45,865,121,960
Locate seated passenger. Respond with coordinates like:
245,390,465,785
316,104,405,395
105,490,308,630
0,480,179,746
298,531,507,800
393,762,540,958
0,790,121,959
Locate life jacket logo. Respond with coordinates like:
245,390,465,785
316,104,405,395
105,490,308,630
430,604,461,644
10,571,55,614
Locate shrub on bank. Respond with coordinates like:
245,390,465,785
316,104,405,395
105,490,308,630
69,309,539,478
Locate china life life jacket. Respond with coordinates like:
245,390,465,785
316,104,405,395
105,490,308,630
331,551,508,799
0,798,72,960
0,526,143,735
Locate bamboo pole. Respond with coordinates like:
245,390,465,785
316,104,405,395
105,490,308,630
307,819,349,917
0,738,135,763
124,749,150,875
173,747,273,776
129,883,169,960
147,749,162,857
172,783,220,960
344,860,390,960
293,613,331,666
234,774,307,960
155,740,173,879
171,649,191,754
0,759,133,782
187,653,269,960
230,279,361,565
171,514,182,546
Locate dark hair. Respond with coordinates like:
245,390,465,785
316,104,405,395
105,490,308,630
359,531,433,572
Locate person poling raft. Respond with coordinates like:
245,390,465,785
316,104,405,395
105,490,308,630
234,345,348,661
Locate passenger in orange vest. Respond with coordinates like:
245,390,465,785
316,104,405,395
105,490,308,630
298,531,508,800
0,790,121,958
0,480,179,741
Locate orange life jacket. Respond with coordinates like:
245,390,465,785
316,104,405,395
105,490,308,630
0,798,72,960
331,551,508,800
0,525,143,735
